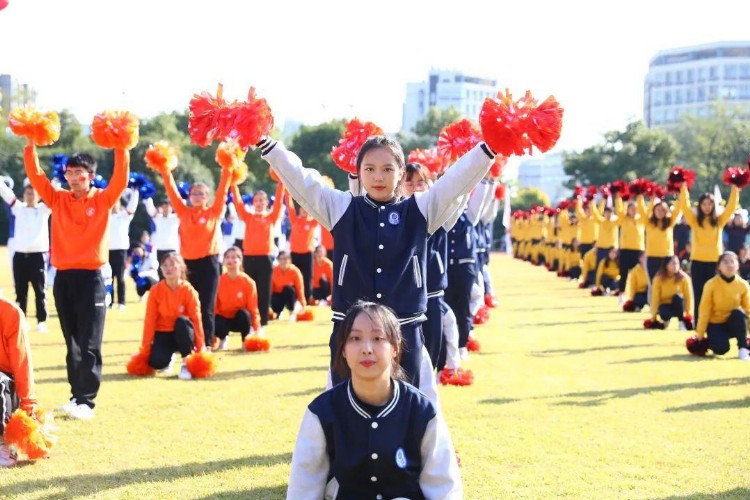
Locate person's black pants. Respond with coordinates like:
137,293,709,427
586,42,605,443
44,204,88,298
13,251,47,322
214,309,252,340
291,252,313,302
244,256,273,326
646,256,667,281
148,317,195,369
596,247,611,268
136,277,158,297
312,278,331,301
54,269,106,409
618,249,641,293
185,255,220,347
707,309,749,354
329,320,424,387
658,294,684,321
109,249,127,306
579,243,594,256
601,276,619,291
568,265,581,280
156,249,176,280
0,371,19,434
423,296,444,369
444,263,477,348
271,286,298,316
633,291,648,309
691,260,716,323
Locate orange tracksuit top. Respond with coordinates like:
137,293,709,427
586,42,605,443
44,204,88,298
286,196,319,254
24,145,129,270
313,257,334,289
163,168,230,260
0,299,36,412
215,272,261,331
141,280,205,353
271,264,307,307
232,183,285,256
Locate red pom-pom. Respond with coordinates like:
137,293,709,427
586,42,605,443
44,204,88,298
494,183,506,200
297,309,314,321
485,294,499,308
628,178,650,196
557,199,572,211
651,184,667,200
407,148,448,178
144,141,178,174
225,87,275,148
609,180,630,200
667,166,696,194
490,155,508,178
3,409,55,460
621,300,636,312
185,351,217,378
723,166,750,189
685,336,709,356
590,287,604,296
643,319,665,330
585,185,599,202
524,95,564,153
472,305,490,325
437,119,481,163
188,84,232,148
8,107,61,146
599,184,611,198
91,110,139,150
243,336,271,352
578,282,587,288
331,118,384,174
682,315,694,331
126,351,155,376
439,368,474,386
466,336,481,352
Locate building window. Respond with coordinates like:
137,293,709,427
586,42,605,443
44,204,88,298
653,90,664,106
676,70,683,84
725,64,738,79
665,71,672,85
697,86,706,102
708,85,718,100
686,69,695,83
664,90,672,105
675,89,684,104
709,65,719,81
698,67,707,82
722,85,737,100
741,64,750,80
686,88,694,103
739,84,750,99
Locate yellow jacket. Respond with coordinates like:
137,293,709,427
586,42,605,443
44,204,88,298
625,264,649,299
615,196,645,250
696,275,750,337
650,272,693,320
575,199,600,244
591,201,619,249
529,216,544,240
567,249,582,270
678,185,739,262
580,248,598,282
595,259,620,287
637,195,682,258
559,211,578,245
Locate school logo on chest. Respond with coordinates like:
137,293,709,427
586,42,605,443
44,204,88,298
304,224,310,231
395,448,407,469
178,305,185,313
237,291,244,299
86,207,96,217
198,217,207,225
388,212,400,226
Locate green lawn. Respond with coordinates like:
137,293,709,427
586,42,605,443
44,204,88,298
1,248,749,499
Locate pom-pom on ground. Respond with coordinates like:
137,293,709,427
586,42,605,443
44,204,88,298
485,294,499,308
145,141,178,174
8,107,61,146
723,166,750,189
437,119,482,163
3,409,55,460
590,288,604,297
243,336,271,352
439,368,474,386
466,336,482,352
643,319,666,330
91,111,139,150
185,351,217,378
296,309,314,322
330,118,384,174
622,300,636,312
685,336,709,356
126,351,155,376
473,306,490,325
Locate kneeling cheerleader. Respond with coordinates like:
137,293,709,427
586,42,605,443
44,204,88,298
645,255,693,330
214,246,261,350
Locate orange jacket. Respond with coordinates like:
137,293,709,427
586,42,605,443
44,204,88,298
272,264,306,306
25,145,129,270
320,227,334,252
286,195,319,254
141,280,205,353
313,257,334,289
163,168,230,260
0,298,36,412
232,183,285,256
215,272,261,331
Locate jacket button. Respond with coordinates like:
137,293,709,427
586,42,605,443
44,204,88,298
380,223,385,227
371,476,377,482
371,422,378,429
376,268,382,273
377,495,383,500
371,453,378,460
376,293,382,298
378,244,384,249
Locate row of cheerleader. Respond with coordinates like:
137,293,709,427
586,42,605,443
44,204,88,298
0,83,554,499
510,167,750,360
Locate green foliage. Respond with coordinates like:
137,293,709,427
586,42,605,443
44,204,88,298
288,120,346,188
563,121,678,188
512,186,549,211
411,107,462,137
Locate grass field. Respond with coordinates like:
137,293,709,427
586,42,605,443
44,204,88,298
1,248,749,499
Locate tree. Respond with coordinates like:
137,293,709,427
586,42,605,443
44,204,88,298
411,107,462,137
563,121,678,188
288,120,347,188
670,103,750,202
512,187,549,211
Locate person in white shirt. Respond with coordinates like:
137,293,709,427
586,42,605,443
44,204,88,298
108,188,139,309
143,198,180,279
0,180,52,332
128,243,159,299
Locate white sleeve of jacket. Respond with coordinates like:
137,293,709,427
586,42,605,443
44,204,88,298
259,138,352,232
125,188,139,215
419,345,441,411
226,201,237,220
0,180,16,206
419,415,463,499
482,195,501,225
287,409,330,500
466,179,493,226
143,197,157,217
441,193,470,232
415,143,495,234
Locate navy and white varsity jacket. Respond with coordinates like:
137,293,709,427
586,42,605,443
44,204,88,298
257,138,495,326
287,379,462,499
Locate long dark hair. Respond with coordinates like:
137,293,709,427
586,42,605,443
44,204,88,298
332,301,407,381
649,201,671,230
656,255,684,282
696,193,718,227
603,248,619,267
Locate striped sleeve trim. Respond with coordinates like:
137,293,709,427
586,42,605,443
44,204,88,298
256,137,277,156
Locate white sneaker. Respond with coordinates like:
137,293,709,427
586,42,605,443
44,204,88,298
0,444,18,467
117,304,126,311
739,348,750,361
68,403,95,420
59,398,77,414
319,299,329,307
678,321,687,331
617,295,625,306
217,337,228,351
459,347,470,361
37,321,48,333
158,355,175,374
290,302,303,323
179,363,192,380
664,319,671,330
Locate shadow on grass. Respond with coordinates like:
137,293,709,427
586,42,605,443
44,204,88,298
274,343,327,351
478,397,520,405
613,354,707,364
192,485,288,500
664,396,750,413
207,365,327,382
651,489,750,499
2,454,292,498
513,304,593,312
284,387,325,397
531,343,664,357
512,320,601,328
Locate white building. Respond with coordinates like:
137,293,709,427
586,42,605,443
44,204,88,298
643,41,750,128
517,153,570,203
0,74,36,116
402,69,498,133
